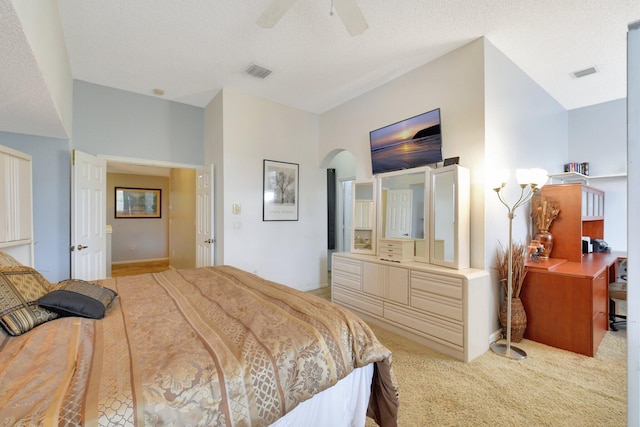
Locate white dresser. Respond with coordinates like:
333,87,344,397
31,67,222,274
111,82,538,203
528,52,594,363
332,252,491,362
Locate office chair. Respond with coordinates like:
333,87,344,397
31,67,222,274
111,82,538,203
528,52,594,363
609,259,627,331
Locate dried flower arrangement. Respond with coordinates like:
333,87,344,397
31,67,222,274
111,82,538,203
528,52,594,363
531,195,560,232
495,242,528,299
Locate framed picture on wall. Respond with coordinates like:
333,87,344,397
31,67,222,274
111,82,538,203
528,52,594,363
263,160,299,221
115,187,162,218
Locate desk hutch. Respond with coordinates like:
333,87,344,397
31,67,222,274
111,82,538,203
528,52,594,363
520,183,624,356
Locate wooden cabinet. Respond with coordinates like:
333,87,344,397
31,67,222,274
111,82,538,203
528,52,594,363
332,252,491,362
362,261,409,304
521,253,617,357
0,145,33,266
540,183,604,262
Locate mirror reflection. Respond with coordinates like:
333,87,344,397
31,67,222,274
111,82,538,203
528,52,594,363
432,170,455,262
353,181,374,251
379,170,426,258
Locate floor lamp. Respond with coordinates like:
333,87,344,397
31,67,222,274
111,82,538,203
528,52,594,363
490,168,548,360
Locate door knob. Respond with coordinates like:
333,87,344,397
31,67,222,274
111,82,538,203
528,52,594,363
77,244,89,250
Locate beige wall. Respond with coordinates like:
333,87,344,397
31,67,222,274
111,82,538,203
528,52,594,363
169,168,196,269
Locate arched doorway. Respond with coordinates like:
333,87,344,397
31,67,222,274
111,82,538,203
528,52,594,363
320,149,357,273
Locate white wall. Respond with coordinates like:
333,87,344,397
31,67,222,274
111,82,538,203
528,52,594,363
483,39,568,333
207,88,326,290
484,39,568,254
569,99,627,251
320,38,487,269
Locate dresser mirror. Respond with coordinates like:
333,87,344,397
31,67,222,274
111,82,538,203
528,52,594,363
350,180,376,254
377,167,430,262
429,165,470,269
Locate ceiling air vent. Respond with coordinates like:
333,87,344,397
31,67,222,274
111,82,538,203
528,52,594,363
246,64,272,79
571,66,598,79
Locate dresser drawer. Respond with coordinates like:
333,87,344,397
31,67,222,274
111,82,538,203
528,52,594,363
333,257,362,276
384,302,463,348
411,271,463,299
411,288,463,321
333,286,384,317
592,272,608,318
333,271,361,291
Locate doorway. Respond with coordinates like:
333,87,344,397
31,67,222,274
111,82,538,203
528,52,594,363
322,149,357,277
105,161,199,274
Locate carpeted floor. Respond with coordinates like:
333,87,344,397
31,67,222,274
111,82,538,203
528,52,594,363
365,324,627,427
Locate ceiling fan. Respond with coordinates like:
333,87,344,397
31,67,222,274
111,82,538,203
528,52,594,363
257,0,368,36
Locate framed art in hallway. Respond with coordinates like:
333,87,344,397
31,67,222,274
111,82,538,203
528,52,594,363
115,187,161,218
263,159,299,221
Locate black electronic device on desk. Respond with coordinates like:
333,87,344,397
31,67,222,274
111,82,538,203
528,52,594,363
591,238,611,253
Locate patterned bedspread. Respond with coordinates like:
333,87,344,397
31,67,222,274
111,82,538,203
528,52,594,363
0,265,398,426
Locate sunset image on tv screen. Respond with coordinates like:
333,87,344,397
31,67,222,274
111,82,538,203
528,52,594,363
369,108,442,174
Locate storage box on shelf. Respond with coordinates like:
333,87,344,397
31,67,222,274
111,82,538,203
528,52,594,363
331,252,491,362
378,238,414,263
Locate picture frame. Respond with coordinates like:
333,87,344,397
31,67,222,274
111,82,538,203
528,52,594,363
263,160,299,221
115,187,161,218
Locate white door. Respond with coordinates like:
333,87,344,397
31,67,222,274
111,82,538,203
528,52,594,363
385,189,412,238
196,164,215,267
72,150,107,280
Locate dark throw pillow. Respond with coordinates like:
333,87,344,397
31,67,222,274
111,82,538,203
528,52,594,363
0,265,58,336
37,279,118,319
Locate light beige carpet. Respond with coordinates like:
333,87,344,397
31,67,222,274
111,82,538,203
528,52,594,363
365,324,626,427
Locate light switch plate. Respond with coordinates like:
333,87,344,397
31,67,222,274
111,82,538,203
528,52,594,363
232,203,241,214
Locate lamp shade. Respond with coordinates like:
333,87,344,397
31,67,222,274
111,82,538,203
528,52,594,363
515,169,532,186
531,168,549,188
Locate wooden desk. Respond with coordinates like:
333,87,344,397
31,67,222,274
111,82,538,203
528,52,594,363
520,252,624,356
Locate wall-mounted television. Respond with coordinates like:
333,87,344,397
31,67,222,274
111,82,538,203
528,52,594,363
369,108,443,175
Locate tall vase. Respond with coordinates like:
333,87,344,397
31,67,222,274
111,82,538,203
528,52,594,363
499,297,527,342
534,229,553,259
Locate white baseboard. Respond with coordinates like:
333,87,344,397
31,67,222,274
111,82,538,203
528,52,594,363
489,328,503,343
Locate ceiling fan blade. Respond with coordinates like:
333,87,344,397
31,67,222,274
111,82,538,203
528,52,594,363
333,0,368,36
257,0,299,28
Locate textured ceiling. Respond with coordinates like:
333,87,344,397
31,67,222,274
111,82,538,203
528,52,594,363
0,0,68,138
56,0,640,113
2,1,640,142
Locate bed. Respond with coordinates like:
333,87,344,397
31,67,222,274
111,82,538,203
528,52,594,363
0,256,398,426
